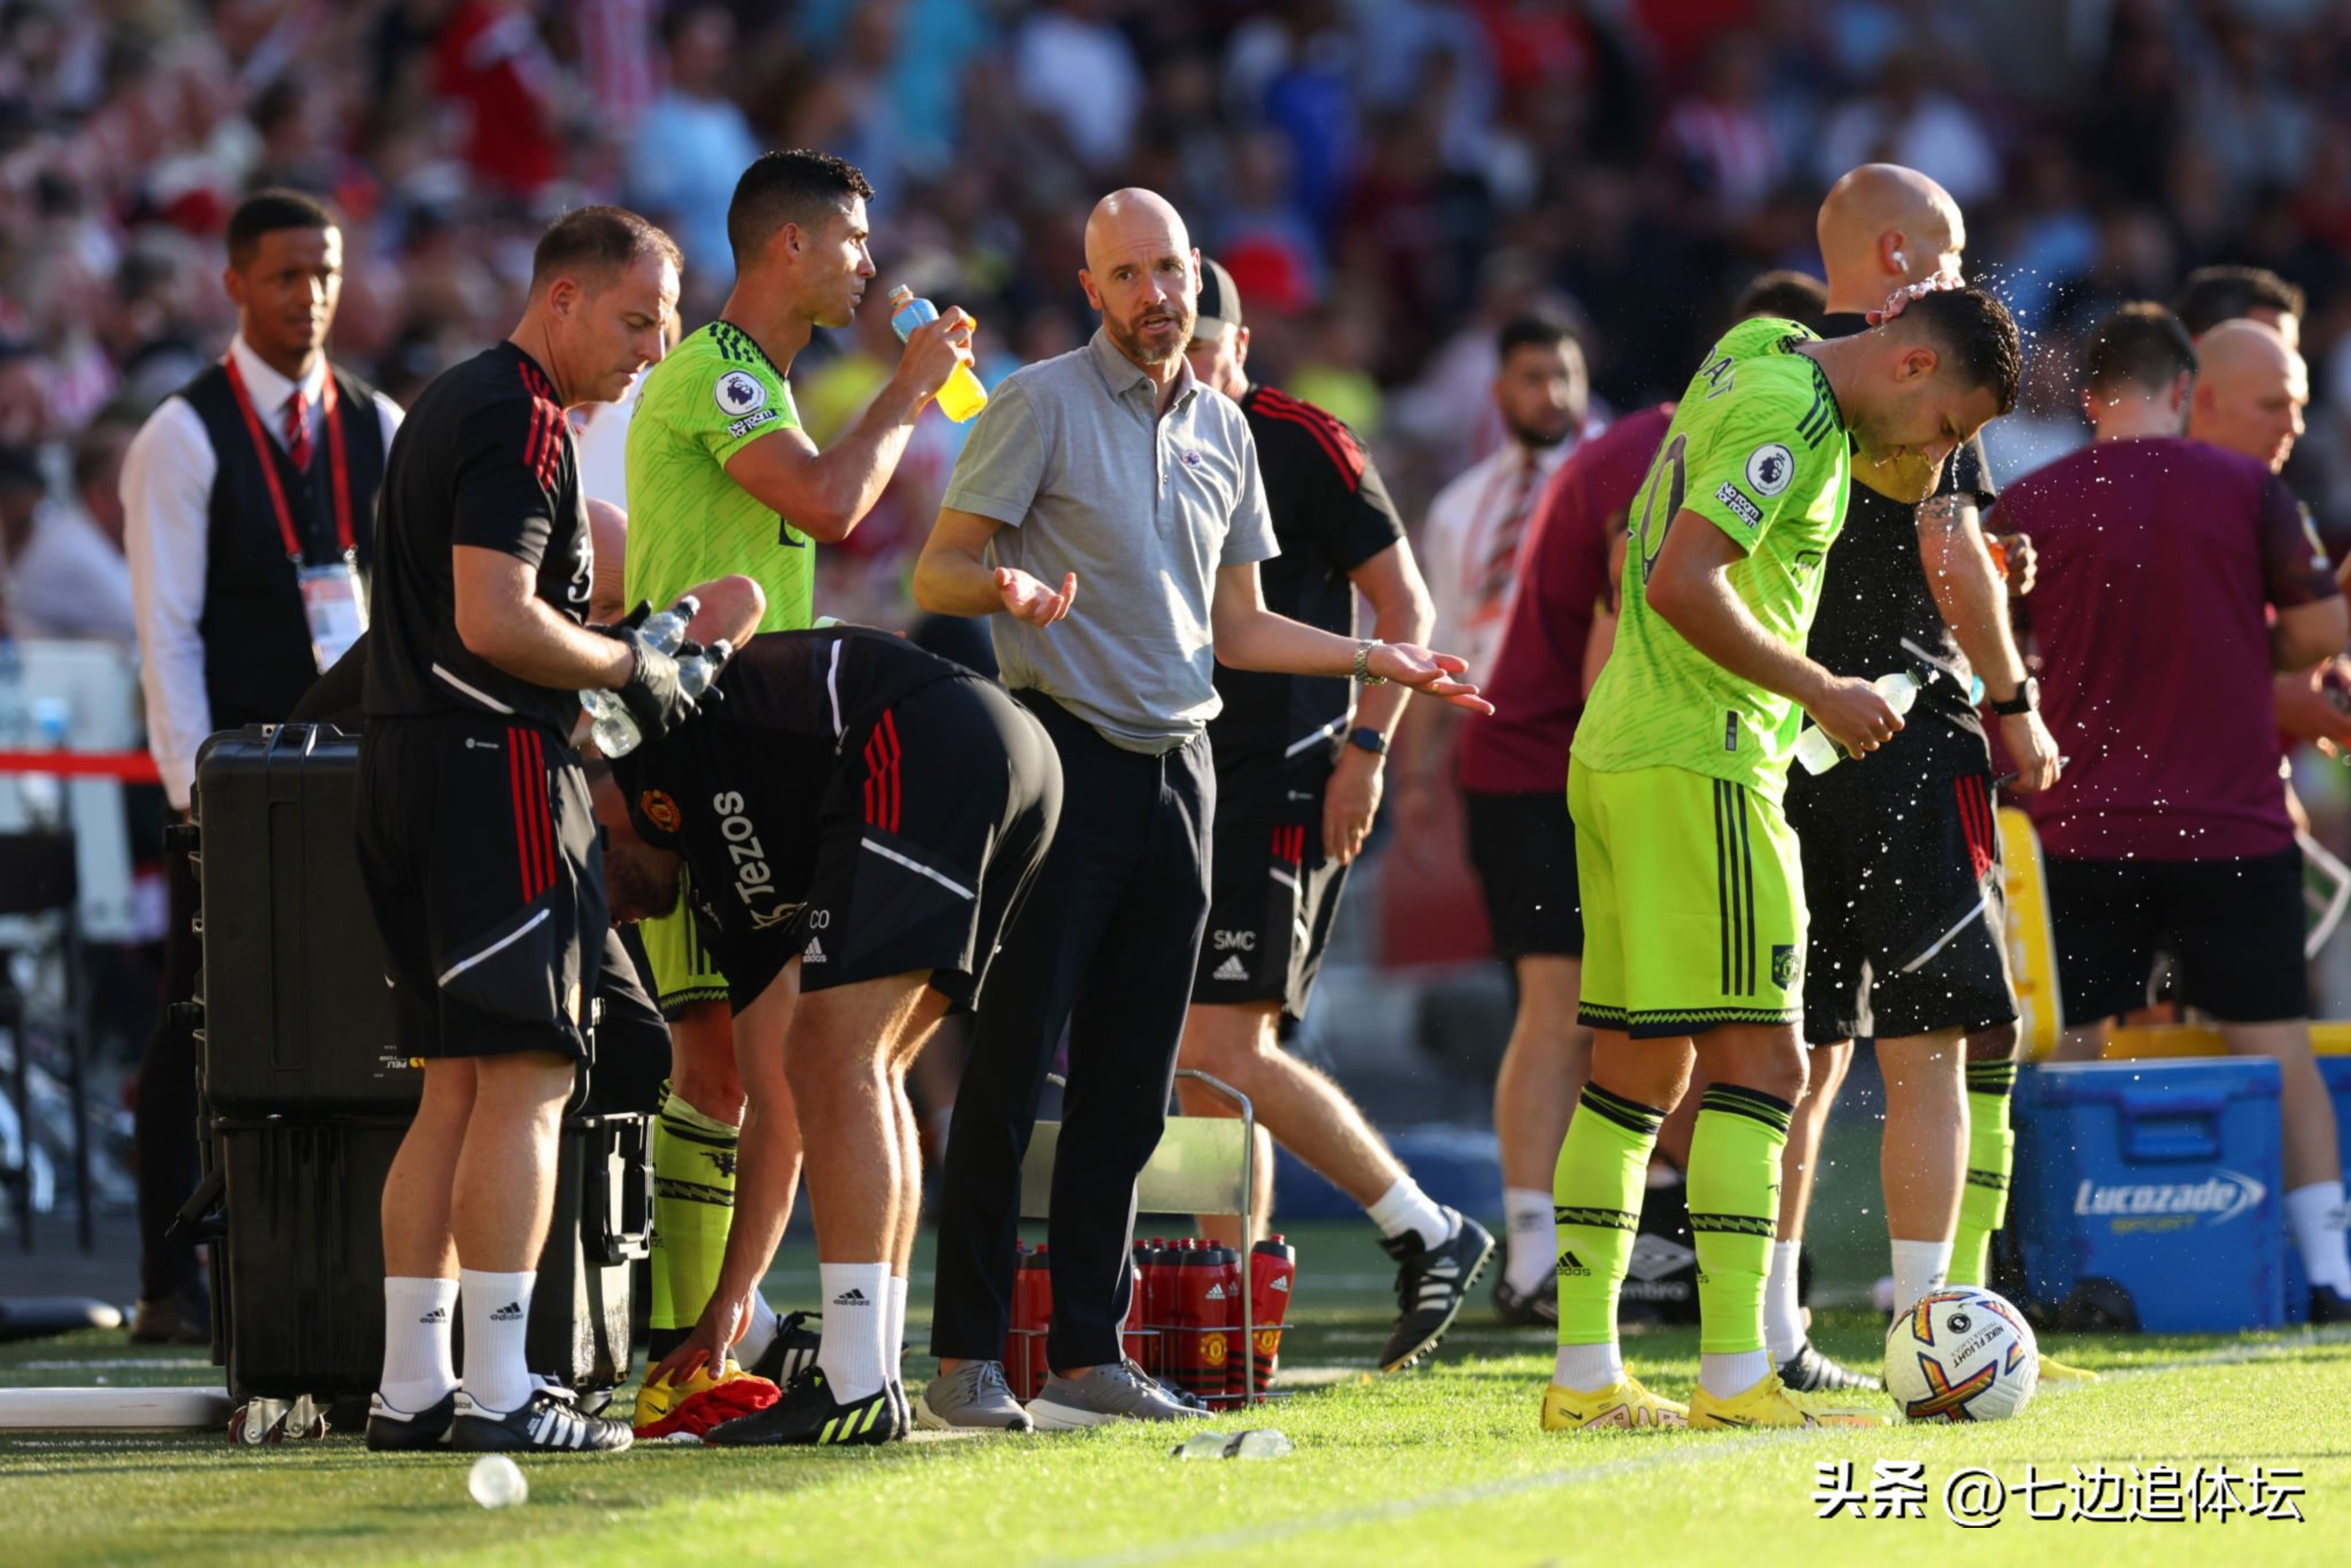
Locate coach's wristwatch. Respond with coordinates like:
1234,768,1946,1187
1347,726,1389,758
1352,639,1388,685
1988,677,2040,717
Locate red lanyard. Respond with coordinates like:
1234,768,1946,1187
223,351,354,564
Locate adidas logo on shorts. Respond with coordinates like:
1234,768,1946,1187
1213,954,1249,981
804,938,827,964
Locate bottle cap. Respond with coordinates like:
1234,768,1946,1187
888,283,914,305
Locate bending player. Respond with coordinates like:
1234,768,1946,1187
596,623,1062,1445
1547,287,2019,1432
1174,259,1495,1373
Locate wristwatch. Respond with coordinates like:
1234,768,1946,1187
1347,726,1389,758
1352,639,1388,685
1988,677,2040,717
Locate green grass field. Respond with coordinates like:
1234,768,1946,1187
3,1220,2346,1566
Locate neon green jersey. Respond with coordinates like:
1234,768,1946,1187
1572,318,1850,801
624,321,814,632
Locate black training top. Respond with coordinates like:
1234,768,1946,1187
1205,383,1406,812
363,342,595,733
1798,314,1999,788
612,628,967,946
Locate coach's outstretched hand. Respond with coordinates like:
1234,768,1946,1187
996,566,1077,626
650,1288,752,1391
1368,642,1495,714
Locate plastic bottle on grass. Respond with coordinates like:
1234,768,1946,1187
888,285,989,422
1794,672,1919,775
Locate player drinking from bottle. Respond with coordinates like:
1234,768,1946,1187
1545,286,2020,1433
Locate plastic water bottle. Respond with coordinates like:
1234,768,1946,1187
1794,671,1919,775
581,597,701,757
887,285,989,423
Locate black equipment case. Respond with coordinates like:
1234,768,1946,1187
184,724,650,1402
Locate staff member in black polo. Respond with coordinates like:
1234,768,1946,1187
120,189,403,1344
912,188,1490,1431
358,206,700,1456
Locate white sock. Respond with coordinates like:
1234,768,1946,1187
1503,1187,1555,1293
816,1262,892,1402
1890,1239,1953,1314
1763,1240,1803,1363
457,1268,537,1415
2286,1181,2351,1293
1553,1340,1623,1391
379,1276,458,1413
1700,1350,1771,1399
886,1274,909,1382
736,1290,781,1368
1365,1177,1453,1250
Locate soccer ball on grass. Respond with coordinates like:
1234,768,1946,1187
1881,1285,2039,1422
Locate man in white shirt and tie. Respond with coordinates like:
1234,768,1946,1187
118,189,404,1344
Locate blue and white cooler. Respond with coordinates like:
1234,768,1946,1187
2011,1058,2285,1332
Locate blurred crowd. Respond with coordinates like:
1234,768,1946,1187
7,0,2351,626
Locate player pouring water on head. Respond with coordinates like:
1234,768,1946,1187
1545,285,2021,1431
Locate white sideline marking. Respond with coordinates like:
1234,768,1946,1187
1060,1434,1790,1566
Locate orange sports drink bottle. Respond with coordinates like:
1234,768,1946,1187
887,284,989,422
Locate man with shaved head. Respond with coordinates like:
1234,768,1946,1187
2192,318,2309,475
914,188,1490,1429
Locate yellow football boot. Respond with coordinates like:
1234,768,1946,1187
1689,1371,1887,1429
1540,1374,1689,1432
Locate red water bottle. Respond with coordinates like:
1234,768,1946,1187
1006,1245,1053,1399
1248,1233,1297,1398
1198,1247,1237,1406
1216,1247,1250,1403
1001,1242,1032,1396
1122,1246,1149,1370
1169,1248,1217,1399
1140,1239,1177,1378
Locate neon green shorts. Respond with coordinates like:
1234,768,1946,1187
1568,757,1806,1038
643,864,730,1016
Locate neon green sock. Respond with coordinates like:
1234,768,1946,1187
1950,1058,2017,1288
1552,1085,1665,1349
650,1084,739,1341
1687,1085,1791,1356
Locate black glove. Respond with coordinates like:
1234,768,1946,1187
615,624,700,740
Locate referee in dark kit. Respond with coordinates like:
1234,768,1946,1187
357,206,703,1456
912,188,1490,1431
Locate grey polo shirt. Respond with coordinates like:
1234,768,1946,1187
941,328,1278,753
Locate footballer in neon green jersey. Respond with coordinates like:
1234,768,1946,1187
1543,288,2020,1436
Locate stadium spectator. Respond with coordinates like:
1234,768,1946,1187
1997,304,2351,1322
118,189,402,1346
913,188,1485,1430
358,205,686,1456
1173,257,1494,1373
624,5,762,310
2,420,137,646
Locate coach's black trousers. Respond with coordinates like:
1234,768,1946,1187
931,692,1213,1370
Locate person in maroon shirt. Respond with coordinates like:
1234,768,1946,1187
1991,302,2351,1319
1459,273,1826,1325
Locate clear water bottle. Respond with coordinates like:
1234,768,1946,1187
583,597,697,756
1794,671,1919,775
887,284,989,423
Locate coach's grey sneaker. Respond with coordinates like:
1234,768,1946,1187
1027,1359,1213,1430
916,1360,1033,1432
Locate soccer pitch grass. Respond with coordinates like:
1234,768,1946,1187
3,1221,2346,1566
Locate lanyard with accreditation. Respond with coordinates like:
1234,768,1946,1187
222,351,367,673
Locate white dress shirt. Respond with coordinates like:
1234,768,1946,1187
9,500,138,648
1421,433,1579,686
121,335,404,808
